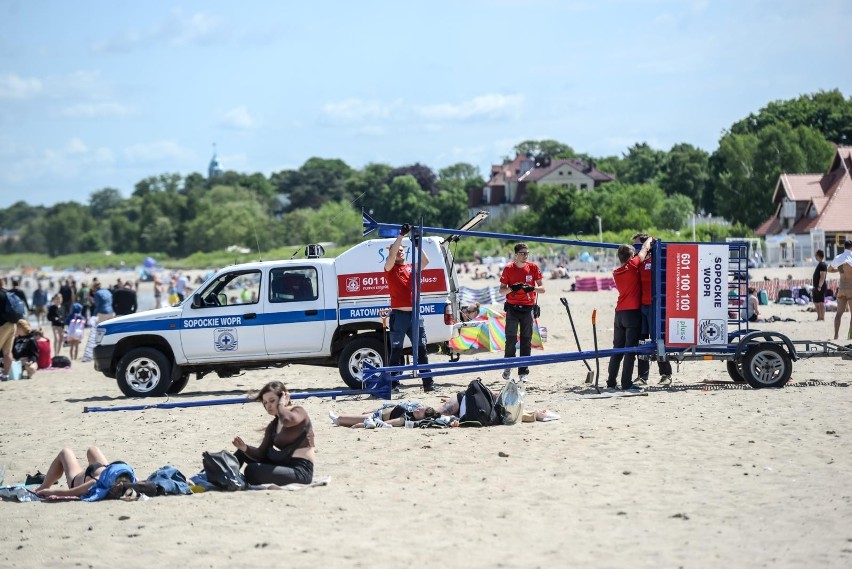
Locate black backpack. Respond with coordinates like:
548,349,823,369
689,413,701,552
202,450,246,491
51,355,72,368
2,291,26,324
460,379,504,427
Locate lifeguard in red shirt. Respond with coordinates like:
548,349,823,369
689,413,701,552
384,223,435,392
499,243,544,382
607,237,652,391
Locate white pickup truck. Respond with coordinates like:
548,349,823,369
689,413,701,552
93,237,462,397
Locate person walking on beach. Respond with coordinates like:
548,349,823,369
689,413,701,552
632,233,673,386
112,281,138,316
384,223,436,392
499,243,544,383
32,282,48,327
0,277,17,381
812,250,828,322
607,238,652,391
828,240,852,340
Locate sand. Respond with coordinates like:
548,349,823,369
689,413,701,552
1,264,851,568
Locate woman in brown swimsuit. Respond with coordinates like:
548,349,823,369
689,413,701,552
233,381,315,485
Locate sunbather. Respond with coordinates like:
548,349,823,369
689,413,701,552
34,446,132,498
329,401,440,428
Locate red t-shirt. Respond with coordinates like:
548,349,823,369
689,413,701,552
386,263,413,309
612,256,642,311
500,262,542,306
638,254,653,306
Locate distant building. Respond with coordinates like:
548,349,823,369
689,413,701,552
208,145,223,179
470,154,615,216
755,146,852,264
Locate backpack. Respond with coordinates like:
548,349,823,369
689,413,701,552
496,378,524,425
36,337,52,369
51,355,72,368
3,291,26,323
460,379,504,427
201,450,246,491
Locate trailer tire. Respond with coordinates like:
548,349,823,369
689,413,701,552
726,360,746,383
116,347,174,397
338,337,385,390
742,343,792,388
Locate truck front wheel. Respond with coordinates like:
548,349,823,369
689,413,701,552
338,337,385,389
116,347,174,397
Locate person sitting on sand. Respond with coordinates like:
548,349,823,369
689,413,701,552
328,401,441,429
232,381,315,486
12,319,40,379
34,446,133,499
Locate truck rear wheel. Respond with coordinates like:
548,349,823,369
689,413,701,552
338,337,385,389
116,347,174,397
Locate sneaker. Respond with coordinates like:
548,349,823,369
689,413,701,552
518,374,529,383
658,375,672,386
328,409,339,426
635,377,648,386
622,383,644,392
375,420,393,429
0,374,8,382
363,417,377,429
502,368,511,380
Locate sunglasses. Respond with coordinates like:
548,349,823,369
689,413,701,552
516,251,529,256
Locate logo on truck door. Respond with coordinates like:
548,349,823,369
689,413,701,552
214,328,239,351
345,276,360,293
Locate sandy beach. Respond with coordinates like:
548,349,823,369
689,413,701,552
1,263,851,568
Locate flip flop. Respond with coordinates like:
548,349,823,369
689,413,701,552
537,410,561,422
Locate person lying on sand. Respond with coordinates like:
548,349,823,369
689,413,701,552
329,401,440,429
34,446,133,498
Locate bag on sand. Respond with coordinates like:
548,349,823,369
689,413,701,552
496,378,524,425
51,355,71,368
202,450,246,491
459,379,504,427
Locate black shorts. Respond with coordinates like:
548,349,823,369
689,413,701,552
812,289,826,303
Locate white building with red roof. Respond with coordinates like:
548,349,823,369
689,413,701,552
755,146,852,265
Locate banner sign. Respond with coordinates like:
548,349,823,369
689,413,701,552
337,269,447,298
665,244,729,347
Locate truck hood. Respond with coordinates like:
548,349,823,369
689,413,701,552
98,306,183,336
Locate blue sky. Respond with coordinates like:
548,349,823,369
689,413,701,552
1,0,850,208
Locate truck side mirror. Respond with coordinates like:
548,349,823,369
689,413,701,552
192,293,203,308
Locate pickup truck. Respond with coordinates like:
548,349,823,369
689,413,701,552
93,237,462,397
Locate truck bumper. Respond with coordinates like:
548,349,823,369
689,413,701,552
93,344,116,377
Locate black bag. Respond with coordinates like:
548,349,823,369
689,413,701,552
202,450,246,491
533,303,541,319
460,379,504,427
3,291,26,324
51,355,71,368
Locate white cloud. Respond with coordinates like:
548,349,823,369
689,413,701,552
92,9,225,53
59,102,134,118
0,73,43,99
123,140,194,164
321,98,396,124
66,138,88,154
220,105,255,130
0,136,115,187
415,94,524,121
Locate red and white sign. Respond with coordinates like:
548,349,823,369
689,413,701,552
337,269,447,298
665,244,729,347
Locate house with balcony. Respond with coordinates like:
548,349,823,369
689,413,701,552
755,146,852,265
469,154,615,216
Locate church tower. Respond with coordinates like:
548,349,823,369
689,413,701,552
208,143,223,179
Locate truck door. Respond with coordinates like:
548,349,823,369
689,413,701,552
264,266,328,355
180,269,267,361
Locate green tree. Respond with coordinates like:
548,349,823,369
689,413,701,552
660,143,709,208
620,143,666,184
88,188,124,218
654,194,694,230
513,140,576,160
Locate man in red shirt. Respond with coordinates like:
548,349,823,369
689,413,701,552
608,237,652,390
499,243,544,382
632,233,673,386
384,224,435,392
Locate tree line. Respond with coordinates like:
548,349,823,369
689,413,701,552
0,89,848,259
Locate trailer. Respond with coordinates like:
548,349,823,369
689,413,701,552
361,216,851,391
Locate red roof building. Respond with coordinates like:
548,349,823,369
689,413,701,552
469,154,615,208
755,146,852,261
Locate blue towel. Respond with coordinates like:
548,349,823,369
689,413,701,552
81,463,136,502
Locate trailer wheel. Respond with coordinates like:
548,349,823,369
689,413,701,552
726,360,746,383
116,347,174,397
742,343,792,388
338,337,385,390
